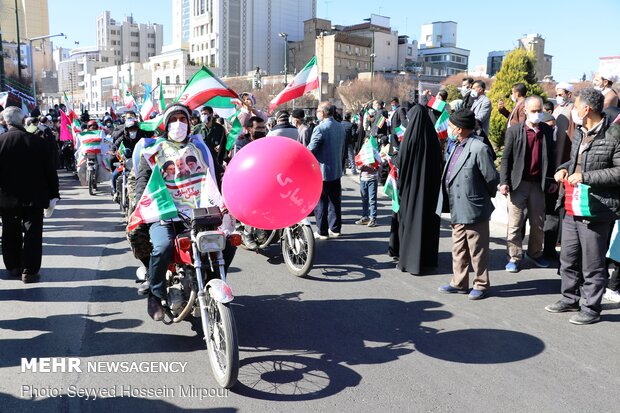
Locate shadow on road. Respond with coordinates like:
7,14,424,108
230,292,546,400
0,285,141,303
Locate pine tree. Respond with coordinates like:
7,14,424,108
487,48,546,148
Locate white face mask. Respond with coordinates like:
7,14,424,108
571,108,584,125
470,90,478,99
511,95,517,103
129,131,138,139
556,96,565,106
200,114,210,124
168,121,188,142
125,119,136,128
527,112,543,125
594,86,604,91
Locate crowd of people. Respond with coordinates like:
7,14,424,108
1,70,620,325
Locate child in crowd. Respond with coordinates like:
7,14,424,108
355,136,380,227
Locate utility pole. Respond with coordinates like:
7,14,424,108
15,0,22,81
278,32,288,85
0,28,5,91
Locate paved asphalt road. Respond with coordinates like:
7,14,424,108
0,171,618,413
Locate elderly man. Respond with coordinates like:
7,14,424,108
291,109,311,147
470,80,492,137
593,71,619,109
308,102,346,240
437,109,499,300
0,107,59,283
500,96,555,272
498,82,527,127
545,88,620,325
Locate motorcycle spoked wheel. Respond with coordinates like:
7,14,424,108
88,168,96,195
204,295,239,389
281,224,315,277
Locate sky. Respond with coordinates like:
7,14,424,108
49,0,620,82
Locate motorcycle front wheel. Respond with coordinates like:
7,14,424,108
205,296,239,388
87,168,96,195
281,224,315,277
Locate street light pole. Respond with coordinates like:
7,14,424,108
28,33,65,103
278,32,288,85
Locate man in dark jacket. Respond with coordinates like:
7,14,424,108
545,88,620,325
194,105,227,167
0,107,60,283
340,112,356,174
499,95,555,272
110,112,148,201
436,109,499,300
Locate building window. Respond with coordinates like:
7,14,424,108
386,41,390,46
365,48,368,55
426,35,431,42
176,75,180,83
365,62,368,69
337,43,341,51
148,43,155,49
165,75,170,84
346,45,350,52
210,54,215,65
131,52,139,57
210,39,215,48
337,58,341,66
131,31,139,37
436,35,442,44
355,47,359,54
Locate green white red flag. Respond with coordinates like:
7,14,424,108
127,164,179,232
394,124,405,141
269,56,319,113
175,66,238,110
376,114,386,129
434,110,450,140
383,160,400,213
427,96,446,113
355,136,381,168
564,182,592,217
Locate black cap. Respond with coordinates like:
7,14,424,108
291,109,305,119
449,109,476,130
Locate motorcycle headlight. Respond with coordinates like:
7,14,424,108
195,231,226,253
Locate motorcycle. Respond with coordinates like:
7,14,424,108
241,218,315,277
61,141,76,171
114,149,134,220
137,207,242,388
86,153,98,195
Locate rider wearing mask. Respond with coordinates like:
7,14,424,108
134,104,236,321
110,112,148,201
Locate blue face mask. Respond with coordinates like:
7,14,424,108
447,127,458,142
391,105,397,111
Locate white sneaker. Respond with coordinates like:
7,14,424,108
328,229,341,238
603,288,620,303
313,231,328,240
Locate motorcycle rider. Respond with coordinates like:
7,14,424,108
135,103,237,321
110,113,148,202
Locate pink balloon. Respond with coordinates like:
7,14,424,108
222,136,323,230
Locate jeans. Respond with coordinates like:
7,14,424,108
347,144,357,173
360,178,378,219
111,167,120,194
148,221,237,300
314,179,342,236
1,207,44,274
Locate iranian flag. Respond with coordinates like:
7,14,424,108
140,84,156,120
225,115,243,151
127,164,178,232
80,130,103,154
427,96,446,113
434,110,450,140
355,136,381,168
206,96,242,119
175,66,238,110
63,92,78,122
564,182,592,217
139,114,165,133
269,56,319,113
376,114,386,129
383,160,400,213
394,124,405,141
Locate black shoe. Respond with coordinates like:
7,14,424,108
22,271,40,284
147,294,165,321
569,310,601,325
545,300,580,313
8,268,21,278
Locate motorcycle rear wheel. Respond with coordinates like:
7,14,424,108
205,297,239,388
281,224,315,277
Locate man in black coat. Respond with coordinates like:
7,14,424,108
500,96,555,273
0,107,60,283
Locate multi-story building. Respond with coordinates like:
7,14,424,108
96,11,164,66
397,35,418,72
182,0,316,77
315,31,372,86
83,62,152,113
149,45,201,101
172,0,191,47
417,21,470,77
487,50,508,77
518,34,552,81
341,14,400,73
57,47,114,100
598,56,620,79
0,0,54,90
